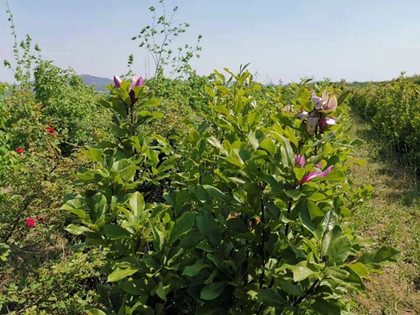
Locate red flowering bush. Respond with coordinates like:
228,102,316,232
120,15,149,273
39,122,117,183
26,217,35,227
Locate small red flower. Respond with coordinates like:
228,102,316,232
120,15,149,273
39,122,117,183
26,218,36,227
16,147,25,154
36,215,45,223
46,127,55,134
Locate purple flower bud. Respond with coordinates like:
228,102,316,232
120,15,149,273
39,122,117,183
294,154,306,168
130,76,143,90
114,75,122,87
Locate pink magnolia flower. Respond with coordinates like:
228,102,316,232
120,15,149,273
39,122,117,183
16,147,25,154
130,76,143,90
294,154,306,168
114,75,122,87
300,165,334,184
113,75,143,90
26,218,36,227
129,76,144,104
311,90,337,111
320,117,338,130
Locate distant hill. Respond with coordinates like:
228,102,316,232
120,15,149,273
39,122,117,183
79,74,112,92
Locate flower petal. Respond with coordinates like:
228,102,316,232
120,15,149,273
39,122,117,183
323,95,337,111
113,75,122,87
322,91,328,103
318,165,334,178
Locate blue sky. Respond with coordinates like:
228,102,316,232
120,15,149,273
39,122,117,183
1,0,419,83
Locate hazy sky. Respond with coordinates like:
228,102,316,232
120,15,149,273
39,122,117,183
1,0,420,83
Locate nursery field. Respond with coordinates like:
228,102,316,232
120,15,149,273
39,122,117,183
1,1,419,314
1,66,419,314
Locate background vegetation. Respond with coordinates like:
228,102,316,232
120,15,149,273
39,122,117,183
0,1,418,314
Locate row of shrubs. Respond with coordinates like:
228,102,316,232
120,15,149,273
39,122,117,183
0,60,211,313
63,71,398,314
349,76,420,170
1,63,400,313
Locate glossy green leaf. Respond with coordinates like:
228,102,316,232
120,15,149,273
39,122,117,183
358,246,401,268
108,265,140,282
257,288,287,307
170,212,195,245
200,281,225,301
326,236,352,265
65,224,93,236
102,224,130,239
182,259,210,277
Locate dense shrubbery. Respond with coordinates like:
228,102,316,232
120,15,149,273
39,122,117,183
0,2,403,312
33,61,111,152
60,70,399,314
140,74,212,136
350,76,420,170
1,19,119,309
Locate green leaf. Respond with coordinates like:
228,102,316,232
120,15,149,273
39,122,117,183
291,261,321,282
312,298,341,315
285,189,302,200
307,192,326,201
259,138,276,154
62,207,87,220
200,281,225,301
81,147,104,163
202,185,227,201
307,200,324,219
257,288,286,307
65,224,93,236
129,192,145,218
90,193,107,223
347,262,370,279
102,224,130,239
152,226,165,252
108,265,140,282
278,279,303,296
196,211,221,247
156,282,166,301
358,246,400,268
294,167,306,181
120,279,145,295
207,137,227,155
86,309,107,315
337,90,352,104
326,236,352,265
324,169,346,181
322,210,338,232
170,212,195,245
182,259,210,277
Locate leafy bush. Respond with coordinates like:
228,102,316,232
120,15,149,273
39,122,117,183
0,86,99,314
33,60,111,152
140,74,212,136
350,76,420,170
0,249,105,314
63,70,399,314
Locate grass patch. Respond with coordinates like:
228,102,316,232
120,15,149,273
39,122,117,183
348,114,419,314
